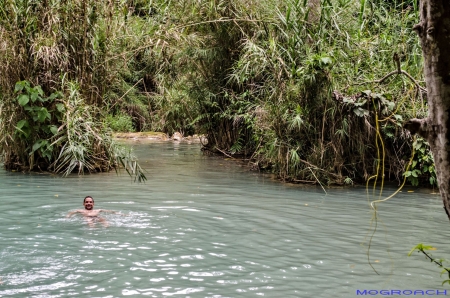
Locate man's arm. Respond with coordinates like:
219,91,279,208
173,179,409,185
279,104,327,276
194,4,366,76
98,209,118,214
66,210,82,218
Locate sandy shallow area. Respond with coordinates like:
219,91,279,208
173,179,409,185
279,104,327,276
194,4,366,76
113,132,206,143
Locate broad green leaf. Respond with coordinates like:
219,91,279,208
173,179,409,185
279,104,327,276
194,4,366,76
42,148,52,160
35,86,44,96
353,108,363,117
48,92,61,101
18,94,29,106
50,125,58,135
354,99,367,107
30,91,39,102
56,103,65,113
14,84,22,92
32,141,43,153
353,108,369,117
16,119,28,129
14,81,26,92
38,108,50,122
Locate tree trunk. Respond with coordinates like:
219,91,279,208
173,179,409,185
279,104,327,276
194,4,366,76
404,1,450,220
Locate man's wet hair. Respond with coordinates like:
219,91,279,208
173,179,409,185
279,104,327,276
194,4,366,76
84,196,94,203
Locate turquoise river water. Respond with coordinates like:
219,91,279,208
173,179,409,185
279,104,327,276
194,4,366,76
0,141,449,297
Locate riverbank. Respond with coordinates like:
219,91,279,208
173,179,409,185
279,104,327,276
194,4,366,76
113,132,207,144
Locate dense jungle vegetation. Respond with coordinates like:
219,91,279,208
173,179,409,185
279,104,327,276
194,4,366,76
0,0,432,186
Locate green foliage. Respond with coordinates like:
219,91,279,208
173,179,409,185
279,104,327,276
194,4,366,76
1,80,146,181
409,243,450,286
403,138,436,186
105,113,135,133
49,81,145,181
131,0,424,185
11,81,63,169
207,0,424,184
0,0,146,179
0,0,432,186
408,243,437,256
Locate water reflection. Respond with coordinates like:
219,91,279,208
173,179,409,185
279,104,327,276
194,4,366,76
0,142,448,297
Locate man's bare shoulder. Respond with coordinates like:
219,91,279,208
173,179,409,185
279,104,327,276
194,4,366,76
67,209,85,214
66,209,88,218
97,209,116,213
72,209,100,216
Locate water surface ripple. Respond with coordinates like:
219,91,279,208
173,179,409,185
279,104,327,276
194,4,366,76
0,142,448,297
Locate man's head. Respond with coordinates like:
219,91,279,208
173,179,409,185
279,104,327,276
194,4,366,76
83,196,94,210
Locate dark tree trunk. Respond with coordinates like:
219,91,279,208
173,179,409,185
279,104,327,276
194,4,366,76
404,1,450,220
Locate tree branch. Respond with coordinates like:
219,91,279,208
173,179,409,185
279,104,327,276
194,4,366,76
371,70,427,93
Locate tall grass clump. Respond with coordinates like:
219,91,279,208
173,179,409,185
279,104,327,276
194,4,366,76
114,0,429,185
217,0,424,185
159,0,428,185
151,0,278,155
0,0,145,180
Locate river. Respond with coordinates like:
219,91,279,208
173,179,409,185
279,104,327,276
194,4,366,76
0,141,448,297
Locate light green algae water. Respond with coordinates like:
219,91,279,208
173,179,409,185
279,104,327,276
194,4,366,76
0,141,448,297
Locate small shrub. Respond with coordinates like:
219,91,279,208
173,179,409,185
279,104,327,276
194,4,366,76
105,113,135,132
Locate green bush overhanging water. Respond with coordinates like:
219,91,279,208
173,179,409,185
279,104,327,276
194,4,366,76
0,0,432,186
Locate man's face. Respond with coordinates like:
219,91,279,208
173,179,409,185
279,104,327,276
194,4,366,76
84,198,94,210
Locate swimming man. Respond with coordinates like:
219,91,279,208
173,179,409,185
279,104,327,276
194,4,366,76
66,196,117,227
